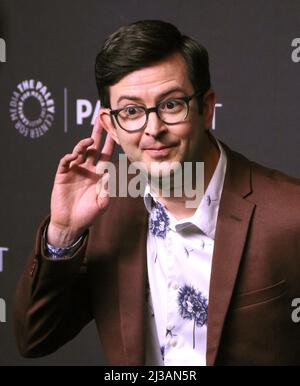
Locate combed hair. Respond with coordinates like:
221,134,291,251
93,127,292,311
95,19,211,108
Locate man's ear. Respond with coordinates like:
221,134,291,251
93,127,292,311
202,89,216,131
99,108,120,145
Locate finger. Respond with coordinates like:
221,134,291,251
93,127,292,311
91,115,104,151
57,153,78,174
85,115,105,165
57,138,93,173
100,133,116,161
72,137,94,156
69,154,86,168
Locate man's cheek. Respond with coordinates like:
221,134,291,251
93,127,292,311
121,143,139,162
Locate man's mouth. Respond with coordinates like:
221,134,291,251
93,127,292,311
144,144,176,158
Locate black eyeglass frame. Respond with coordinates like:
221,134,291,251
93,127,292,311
109,90,204,132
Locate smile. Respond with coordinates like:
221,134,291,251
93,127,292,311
144,145,176,158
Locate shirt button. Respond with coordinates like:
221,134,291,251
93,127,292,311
172,282,179,290
170,338,178,347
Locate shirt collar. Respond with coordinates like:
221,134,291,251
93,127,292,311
143,138,227,240
144,184,157,214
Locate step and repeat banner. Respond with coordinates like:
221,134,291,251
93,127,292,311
0,0,299,365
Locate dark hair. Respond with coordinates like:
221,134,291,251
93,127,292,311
95,20,211,109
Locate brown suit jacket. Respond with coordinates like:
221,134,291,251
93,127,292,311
14,143,300,365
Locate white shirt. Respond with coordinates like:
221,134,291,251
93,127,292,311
144,139,227,366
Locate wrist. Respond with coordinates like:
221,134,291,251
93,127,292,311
47,221,82,248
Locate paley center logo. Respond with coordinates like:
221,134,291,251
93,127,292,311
11,85,221,135
9,79,55,139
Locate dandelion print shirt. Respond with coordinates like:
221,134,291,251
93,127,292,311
144,139,227,366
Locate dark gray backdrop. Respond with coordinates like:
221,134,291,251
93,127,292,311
0,0,299,365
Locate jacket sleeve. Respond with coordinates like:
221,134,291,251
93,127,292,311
14,216,93,358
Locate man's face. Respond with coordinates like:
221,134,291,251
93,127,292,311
101,52,215,177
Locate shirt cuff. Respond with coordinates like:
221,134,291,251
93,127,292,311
43,224,84,260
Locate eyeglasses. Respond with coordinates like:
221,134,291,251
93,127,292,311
110,91,203,132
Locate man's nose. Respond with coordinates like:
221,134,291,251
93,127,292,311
144,110,167,138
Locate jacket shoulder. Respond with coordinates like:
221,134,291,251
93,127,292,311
249,158,300,202
223,143,300,228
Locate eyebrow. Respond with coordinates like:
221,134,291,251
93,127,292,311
116,87,187,105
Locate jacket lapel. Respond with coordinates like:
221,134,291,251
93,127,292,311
206,146,256,365
106,145,255,365
91,194,148,366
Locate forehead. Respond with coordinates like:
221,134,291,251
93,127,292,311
109,52,193,105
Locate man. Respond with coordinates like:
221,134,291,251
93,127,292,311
14,20,300,365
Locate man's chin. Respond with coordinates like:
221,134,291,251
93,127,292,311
147,160,182,176
128,156,184,183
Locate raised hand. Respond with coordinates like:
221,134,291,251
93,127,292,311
47,114,115,247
